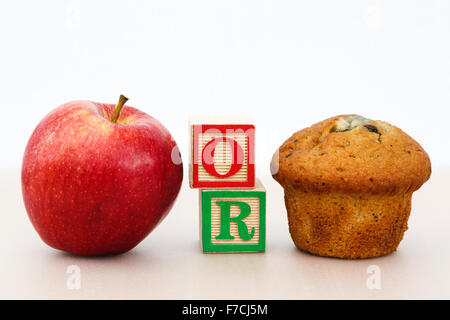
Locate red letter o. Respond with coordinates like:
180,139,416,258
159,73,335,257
202,137,244,178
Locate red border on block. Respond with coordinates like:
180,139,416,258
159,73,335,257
192,124,255,188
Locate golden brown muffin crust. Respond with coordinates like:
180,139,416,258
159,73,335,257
272,115,431,195
284,190,412,259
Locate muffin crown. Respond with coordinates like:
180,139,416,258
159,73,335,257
271,115,432,195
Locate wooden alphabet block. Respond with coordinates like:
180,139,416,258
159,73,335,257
189,117,255,189
199,179,266,253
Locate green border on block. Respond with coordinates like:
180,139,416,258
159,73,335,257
201,190,266,253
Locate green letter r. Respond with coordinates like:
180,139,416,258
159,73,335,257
215,200,255,241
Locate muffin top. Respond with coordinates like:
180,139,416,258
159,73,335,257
271,115,431,194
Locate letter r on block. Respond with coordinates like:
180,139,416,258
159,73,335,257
215,200,255,241
200,182,266,253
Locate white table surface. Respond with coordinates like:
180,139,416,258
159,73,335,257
1,166,449,300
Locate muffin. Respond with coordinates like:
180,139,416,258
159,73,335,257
271,115,431,259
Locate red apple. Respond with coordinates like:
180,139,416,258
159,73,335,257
21,95,183,256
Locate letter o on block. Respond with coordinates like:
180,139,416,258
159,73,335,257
190,122,255,188
202,137,244,178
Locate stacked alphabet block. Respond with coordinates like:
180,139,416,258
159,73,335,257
189,117,266,253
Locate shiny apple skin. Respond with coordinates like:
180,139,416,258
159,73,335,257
21,100,183,256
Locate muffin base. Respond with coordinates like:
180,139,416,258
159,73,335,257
284,190,412,259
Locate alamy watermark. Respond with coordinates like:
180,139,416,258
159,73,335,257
66,265,81,290
366,265,381,290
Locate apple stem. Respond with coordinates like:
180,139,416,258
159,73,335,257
111,94,129,123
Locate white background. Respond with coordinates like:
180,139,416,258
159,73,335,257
1,0,449,170
1,1,450,300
